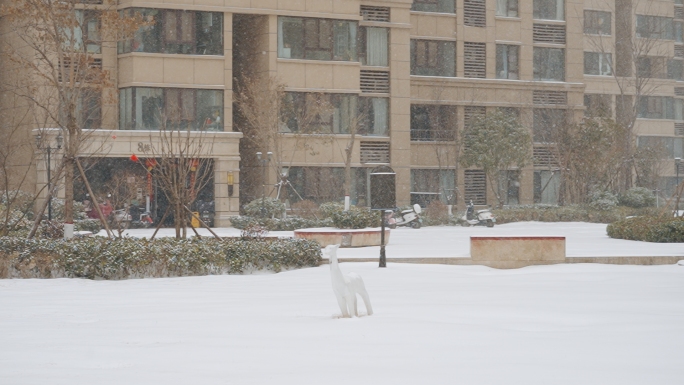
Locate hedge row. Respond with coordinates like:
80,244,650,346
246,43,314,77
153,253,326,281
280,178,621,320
0,236,322,280
607,216,684,242
491,205,660,225
229,216,334,231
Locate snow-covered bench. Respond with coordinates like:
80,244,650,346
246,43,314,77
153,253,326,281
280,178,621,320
470,236,566,269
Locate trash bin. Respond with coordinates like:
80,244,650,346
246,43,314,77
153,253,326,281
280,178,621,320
191,212,200,228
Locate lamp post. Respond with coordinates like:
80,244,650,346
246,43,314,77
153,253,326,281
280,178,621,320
35,132,63,221
676,158,682,216
256,151,272,217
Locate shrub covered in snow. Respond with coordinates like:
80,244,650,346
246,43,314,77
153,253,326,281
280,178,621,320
229,216,333,231
607,216,684,242
243,197,285,218
492,204,659,224
330,206,380,229
618,187,657,208
0,236,322,279
589,190,619,211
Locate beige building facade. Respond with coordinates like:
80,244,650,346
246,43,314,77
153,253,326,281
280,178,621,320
2,0,684,224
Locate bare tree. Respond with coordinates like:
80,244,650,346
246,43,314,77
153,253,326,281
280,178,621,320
1,0,142,237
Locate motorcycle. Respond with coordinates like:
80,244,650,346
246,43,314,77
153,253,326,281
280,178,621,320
461,200,495,227
386,204,422,229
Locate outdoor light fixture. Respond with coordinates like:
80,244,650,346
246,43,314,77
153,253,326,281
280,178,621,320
227,171,234,197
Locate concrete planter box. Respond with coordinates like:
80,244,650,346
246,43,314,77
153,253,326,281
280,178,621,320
470,236,566,269
294,227,391,247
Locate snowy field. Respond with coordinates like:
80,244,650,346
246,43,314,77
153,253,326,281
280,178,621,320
2,222,684,384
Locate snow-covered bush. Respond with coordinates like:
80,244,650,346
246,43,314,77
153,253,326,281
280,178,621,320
330,206,379,229
319,201,344,219
492,204,658,224
229,216,332,231
0,236,322,279
619,187,656,208
607,216,684,242
243,197,285,218
589,190,619,211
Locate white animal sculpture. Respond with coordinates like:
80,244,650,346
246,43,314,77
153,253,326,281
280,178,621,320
325,244,373,318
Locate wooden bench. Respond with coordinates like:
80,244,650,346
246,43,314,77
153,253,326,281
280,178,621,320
470,236,566,269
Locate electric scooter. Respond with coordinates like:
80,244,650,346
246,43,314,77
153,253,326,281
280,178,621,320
461,200,495,227
386,204,423,229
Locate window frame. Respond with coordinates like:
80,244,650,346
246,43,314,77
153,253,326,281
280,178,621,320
584,52,613,76
496,0,519,18
496,44,519,79
533,47,565,81
583,10,611,35
410,39,456,77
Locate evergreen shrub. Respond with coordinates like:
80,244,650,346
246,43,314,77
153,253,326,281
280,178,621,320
0,236,322,279
618,187,657,208
607,216,684,242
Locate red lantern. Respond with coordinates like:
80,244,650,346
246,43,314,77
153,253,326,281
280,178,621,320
130,154,139,162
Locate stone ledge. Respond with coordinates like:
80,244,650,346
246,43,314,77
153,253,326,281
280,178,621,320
294,227,390,248
470,235,566,268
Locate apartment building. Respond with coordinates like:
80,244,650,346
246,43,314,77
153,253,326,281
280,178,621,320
1,0,682,226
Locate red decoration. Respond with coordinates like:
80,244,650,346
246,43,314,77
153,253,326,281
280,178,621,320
130,154,139,162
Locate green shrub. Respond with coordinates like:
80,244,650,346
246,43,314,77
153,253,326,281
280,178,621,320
0,236,322,279
75,219,102,234
243,197,286,218
319,202,344,219
607,216,684,242
619,187,656,208
589,190,619,211
331,206,380,229
492,205,660,224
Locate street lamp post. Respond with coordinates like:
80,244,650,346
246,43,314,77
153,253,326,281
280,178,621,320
35,132,63,221
256,151,272,218
676,158,682,216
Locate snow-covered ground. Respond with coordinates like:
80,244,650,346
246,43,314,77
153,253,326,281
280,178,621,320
2,222,683,384
106,221,684,258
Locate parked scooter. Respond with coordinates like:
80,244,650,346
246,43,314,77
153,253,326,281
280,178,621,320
386,204,422,229
461,200,495,227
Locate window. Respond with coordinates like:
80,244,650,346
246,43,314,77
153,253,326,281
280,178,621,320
61,89,101,129
64,10,100,54
411,0,455,13
498,170,520,205
584,11,611,35
533,47,565,81
670,59,684,81
118,87,223,130
533,109,567,142
411,169,456,206
496,45,519,79
638,136,684,158
287,167,346,204
358,27,388,66
637,56,668,78
281,93,358,134
534,170,560,204
636,15,674,40
278,17,357,61
410,39,456,77
496,0,518,17
637,96,675,119
676,22,684,43
584,94,612,117
464,169,486,205
118,9,223,55
410,105,457,141
534,0,564,20
584,52,612,75
359,98,389,136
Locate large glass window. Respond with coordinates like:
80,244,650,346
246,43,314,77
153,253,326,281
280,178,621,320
533,109,567,142
669,59,684,81
584,94,612,117
61,89,101,129
118,9,223,55
281,93,358,134
119,87,223,131
533,47,565,81
411,169,456,206
637,56,668,78
496,0,518,17
278,17,357,61
534,170,560,204
584,52,612,76
358,27,388,66
410,105,457,141
534,0,564,20
411,0,455,13
636,15,674,40
287,167,346,203
584,10,611,35
637,96,675,119
496,44,519,79
410,39,456,77
359,98,389,136
638,136,684,158
64,10,100,54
